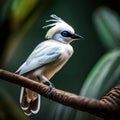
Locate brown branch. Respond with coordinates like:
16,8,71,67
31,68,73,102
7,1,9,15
0,69,120,120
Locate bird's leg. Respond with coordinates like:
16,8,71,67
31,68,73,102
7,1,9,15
40,75,55,95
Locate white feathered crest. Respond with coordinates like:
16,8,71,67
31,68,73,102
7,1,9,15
42,14,67,29
43,14,75,39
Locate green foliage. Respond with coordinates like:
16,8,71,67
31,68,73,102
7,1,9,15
80,49,120,98
93,6,120,50
1,0,51,66
11,0,38,22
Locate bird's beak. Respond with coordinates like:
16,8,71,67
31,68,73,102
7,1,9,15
71,34,84,39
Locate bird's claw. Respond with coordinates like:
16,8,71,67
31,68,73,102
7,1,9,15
45,81,55,95
47,85,53,95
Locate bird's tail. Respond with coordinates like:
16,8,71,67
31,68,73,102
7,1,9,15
20,87,41,116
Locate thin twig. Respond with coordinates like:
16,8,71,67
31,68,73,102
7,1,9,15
0,69,120,120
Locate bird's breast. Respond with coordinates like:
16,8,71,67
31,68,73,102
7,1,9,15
38,43,73,80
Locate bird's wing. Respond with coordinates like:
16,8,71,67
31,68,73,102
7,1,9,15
16,42,62,75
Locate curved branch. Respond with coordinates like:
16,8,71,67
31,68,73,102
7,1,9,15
0,69,120,120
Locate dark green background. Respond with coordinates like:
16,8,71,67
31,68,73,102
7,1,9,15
0,0,119,120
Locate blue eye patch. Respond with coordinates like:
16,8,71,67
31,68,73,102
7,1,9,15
61,31,72,37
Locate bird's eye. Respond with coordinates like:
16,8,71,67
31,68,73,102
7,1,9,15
61,31,71,37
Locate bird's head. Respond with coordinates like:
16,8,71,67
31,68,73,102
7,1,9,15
43,14,83,44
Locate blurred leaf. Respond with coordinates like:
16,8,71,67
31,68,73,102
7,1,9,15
0,86,28,120
0,0,11,26
74,49,120,120
80,49,120,98
50,104,75,120
2,0,51,66
11,0,38,22
93,6,120,50
10,0,40,31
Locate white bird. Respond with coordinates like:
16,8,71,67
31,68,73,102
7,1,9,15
16,14,83,116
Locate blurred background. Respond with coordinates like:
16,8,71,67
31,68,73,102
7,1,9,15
0,0,120,120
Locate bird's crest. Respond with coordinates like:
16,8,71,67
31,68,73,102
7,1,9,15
42,14,67,29
43,14,75,39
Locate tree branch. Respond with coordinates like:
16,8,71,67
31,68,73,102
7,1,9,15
0,69,120,120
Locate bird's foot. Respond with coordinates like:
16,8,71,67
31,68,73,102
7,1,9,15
45,81,55,95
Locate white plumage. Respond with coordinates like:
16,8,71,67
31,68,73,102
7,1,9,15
16,14,83,116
